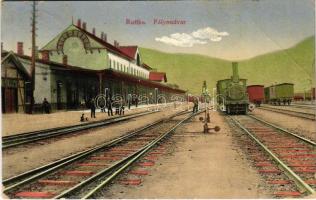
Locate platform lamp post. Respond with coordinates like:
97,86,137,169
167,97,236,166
201,81,220,133
202,81,210,123
104,88,109,99
187,93,191,111
155,88,158,111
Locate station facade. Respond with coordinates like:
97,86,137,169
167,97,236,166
1,20,185,113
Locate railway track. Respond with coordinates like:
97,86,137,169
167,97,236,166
3,109,201,199
258,106,316,120
290,104,316,109
229,114,316,198
2,110,159,149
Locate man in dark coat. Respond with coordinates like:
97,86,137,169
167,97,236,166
193,99,198,113
42,98,51,114
90,98,96,118
106,98,113,116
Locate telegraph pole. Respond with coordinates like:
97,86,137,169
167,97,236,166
29,1,37,114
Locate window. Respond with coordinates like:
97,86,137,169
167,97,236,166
137,54,140,66
109,59,112,68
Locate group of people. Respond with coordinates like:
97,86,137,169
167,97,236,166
106,98,125,116
89,97,126,120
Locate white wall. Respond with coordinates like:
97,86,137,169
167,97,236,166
108,52,149,79
19,58,52,104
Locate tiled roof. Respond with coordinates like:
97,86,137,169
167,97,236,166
74,25,153,71
149,71,167,82
12,51,100,74
104,69,184,93
118,46,138,59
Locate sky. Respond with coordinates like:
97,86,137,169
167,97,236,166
1,0,315,60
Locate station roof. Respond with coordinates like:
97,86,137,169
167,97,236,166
103,69,184,94
74,25,135,61
4,50,184,94
1,51,31,79
118,46,138,59
149,71,167,82
73,25,153,71
8,51,99,75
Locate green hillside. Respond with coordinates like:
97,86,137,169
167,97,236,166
140,36,315,95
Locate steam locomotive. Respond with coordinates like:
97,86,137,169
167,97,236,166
216,62,249,114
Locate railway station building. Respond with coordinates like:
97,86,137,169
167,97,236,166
1,19,185,113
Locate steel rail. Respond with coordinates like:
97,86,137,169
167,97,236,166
290,105,316,109
229,116,315,195
2,118,166,192
258,106,315,120
249,114,316,146
80,110,203,199
2,111,158,149
3,109,190,193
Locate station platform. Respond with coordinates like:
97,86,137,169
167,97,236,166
1,103,179,136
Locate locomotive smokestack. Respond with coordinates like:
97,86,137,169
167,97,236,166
232,62,239,82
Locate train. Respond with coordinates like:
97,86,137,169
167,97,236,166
264,83,294,105
216,62,249,114
293,88,315,101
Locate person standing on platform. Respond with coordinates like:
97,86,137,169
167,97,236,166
90,98,96,118
119,99,125,115
42,98,51,114
193,99,198,113
135,96,139,107
128,94,131,109
106,97,113,116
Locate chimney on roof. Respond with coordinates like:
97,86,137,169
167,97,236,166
114,40,119,48
82,22,86,30
103,33,107,42
1,42,3,52
92,28,96,35
63,55,68,65
41,51,50,61
77,19,81,28
101,32,104,40
17,42,24,56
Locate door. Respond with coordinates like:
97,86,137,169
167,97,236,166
57,81,62,110
3,88,17,113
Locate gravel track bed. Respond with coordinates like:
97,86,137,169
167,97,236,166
251,109,316,142
5,113,190,199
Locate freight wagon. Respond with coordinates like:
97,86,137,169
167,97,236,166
264,83,294,105
247,85,264,106
294,88,316,101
